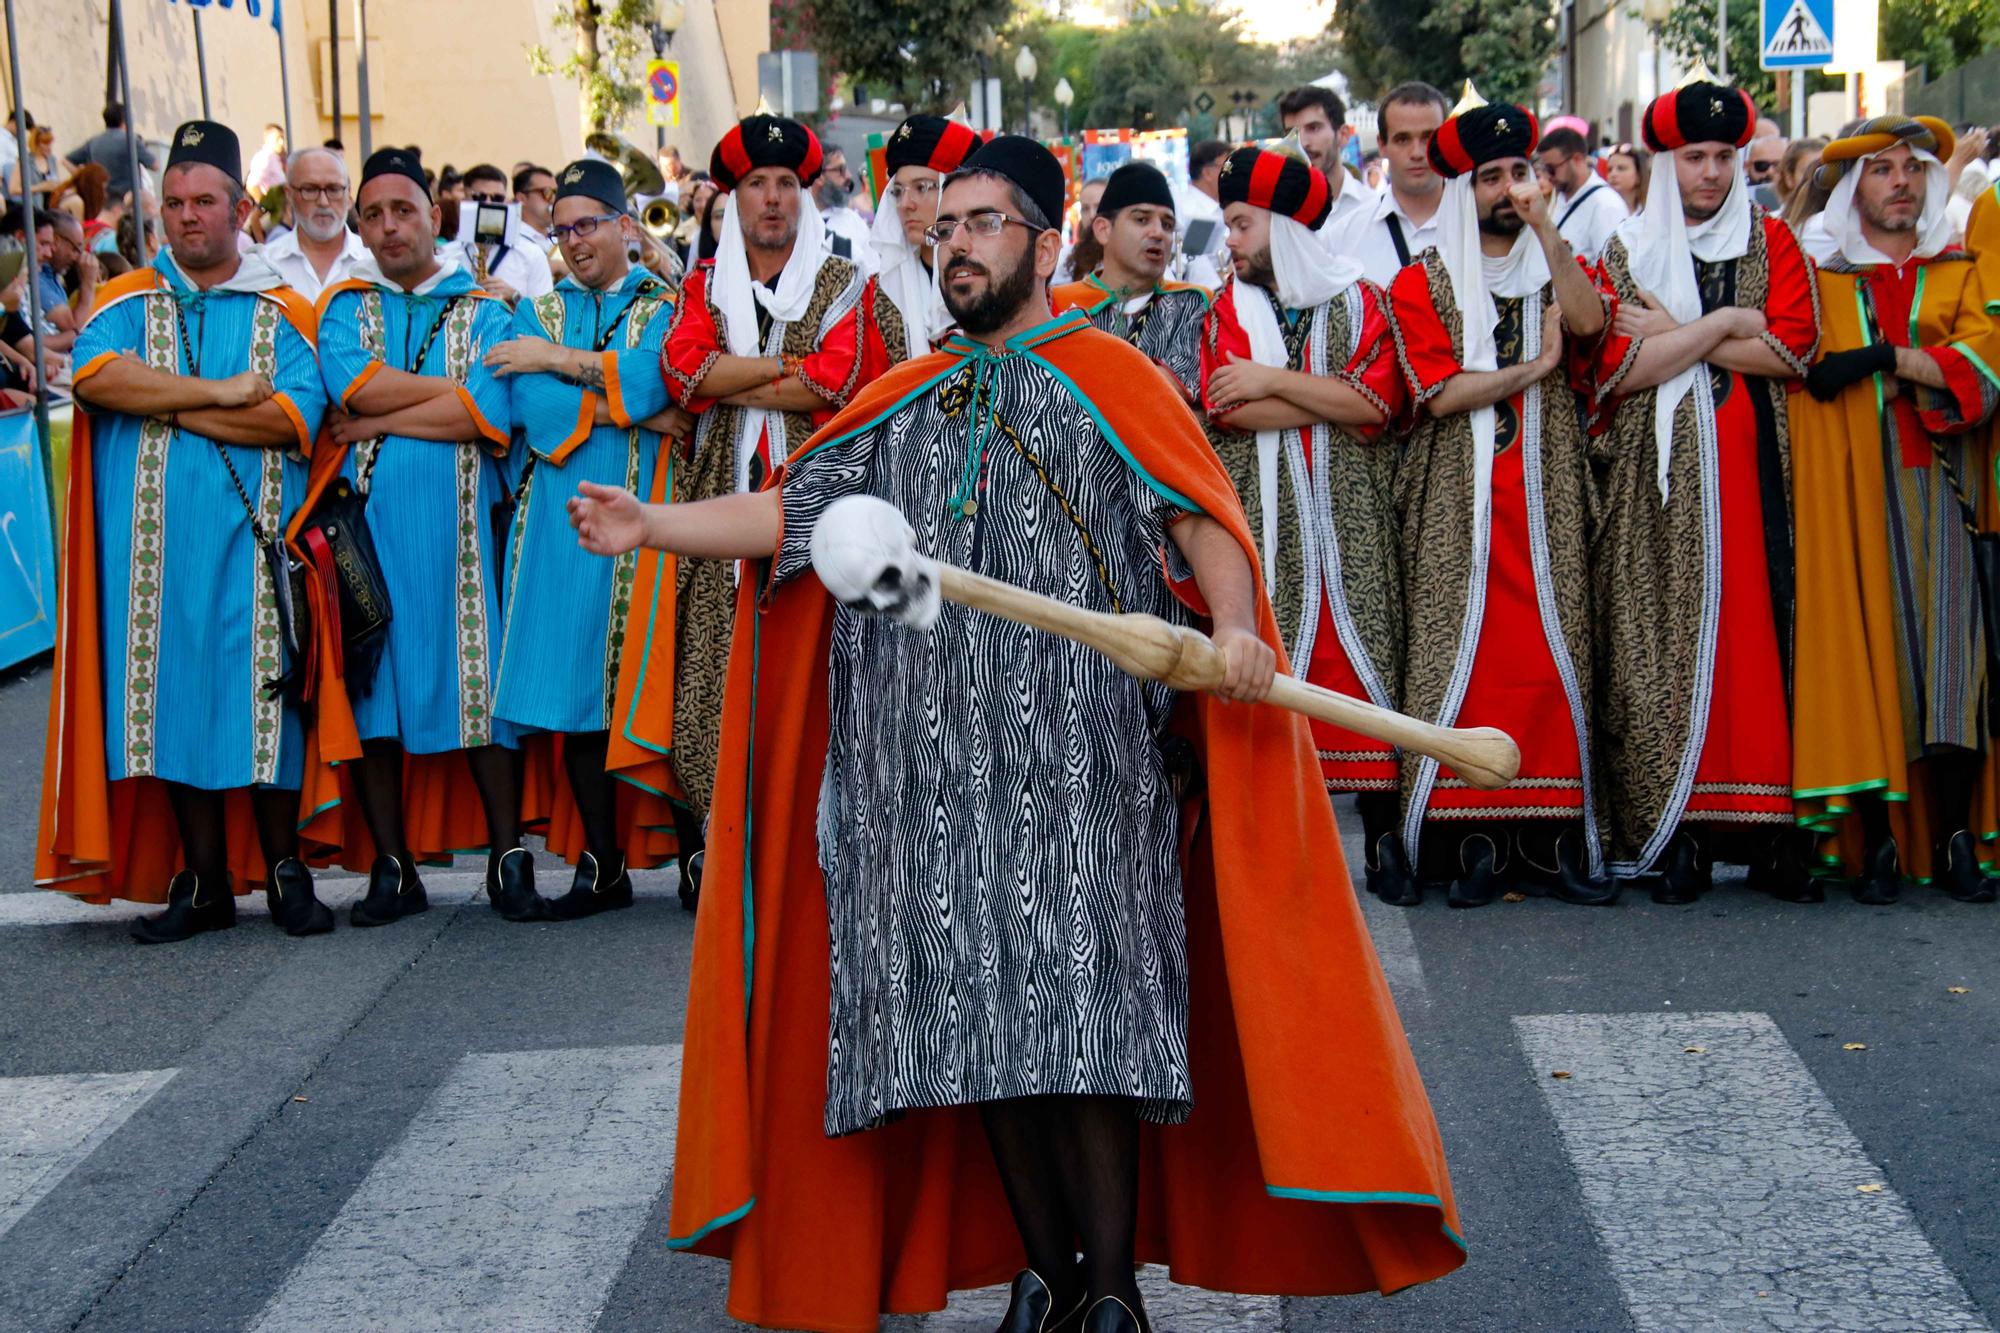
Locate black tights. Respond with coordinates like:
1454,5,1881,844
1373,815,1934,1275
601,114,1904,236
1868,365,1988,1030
980,1095,1143,1319
352,740,521,869
671,798,705,863
562,730,622,868
165,782,300,887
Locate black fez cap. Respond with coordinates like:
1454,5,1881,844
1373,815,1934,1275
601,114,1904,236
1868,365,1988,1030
556,158,628,213
360,147,431,199
886,115,982,177
1428,103,1539,179
166,120,242,186
958,134,1066,230
1216,146,1333,230
1097,161,1175,217
1642,82,1757,152
711,115,823,190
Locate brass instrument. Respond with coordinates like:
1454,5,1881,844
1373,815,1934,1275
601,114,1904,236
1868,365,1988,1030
641,197,680,237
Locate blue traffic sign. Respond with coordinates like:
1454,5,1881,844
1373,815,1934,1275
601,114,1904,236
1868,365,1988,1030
1762,0,1835,69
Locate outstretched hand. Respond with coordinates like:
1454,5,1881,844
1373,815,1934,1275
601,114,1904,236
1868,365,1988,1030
568,480,647,555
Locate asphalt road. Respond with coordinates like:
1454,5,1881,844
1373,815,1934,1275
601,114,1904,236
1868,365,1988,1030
2,660,1996,1333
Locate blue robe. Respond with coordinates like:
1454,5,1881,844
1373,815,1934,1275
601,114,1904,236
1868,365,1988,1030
74,251,324,791
316,266,518,755
494,268,677,735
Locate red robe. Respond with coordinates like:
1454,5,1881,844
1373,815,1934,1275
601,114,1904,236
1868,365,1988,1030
667,333,1464,1332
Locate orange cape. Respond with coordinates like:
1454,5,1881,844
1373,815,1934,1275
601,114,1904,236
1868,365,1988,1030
667,323,1464,1332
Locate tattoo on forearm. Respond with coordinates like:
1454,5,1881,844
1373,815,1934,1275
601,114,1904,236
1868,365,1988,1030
573,354,606,390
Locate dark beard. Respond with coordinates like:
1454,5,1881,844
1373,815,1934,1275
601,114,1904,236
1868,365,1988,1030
1683,198,1723,223
943,245,1039,334
1478,207,1523,238
1238,247,1276,290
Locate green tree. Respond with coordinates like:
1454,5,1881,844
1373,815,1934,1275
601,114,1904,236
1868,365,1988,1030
1650,0,1777,109
1426,0,1558,107
1882,0,2000,80
526,0,656,137
1334,0,1459,101
777,0,1016,110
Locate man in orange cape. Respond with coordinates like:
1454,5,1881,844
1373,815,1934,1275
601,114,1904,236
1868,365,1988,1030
571,135,1462,1333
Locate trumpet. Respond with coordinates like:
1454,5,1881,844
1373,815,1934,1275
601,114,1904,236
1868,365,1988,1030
642,197,680,237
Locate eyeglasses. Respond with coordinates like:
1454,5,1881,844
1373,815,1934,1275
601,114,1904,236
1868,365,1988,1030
549,213,622,242
290,184,348,203
523,186,557,202
922,211,1042,247
887,179,939,202
1532,155,1575,177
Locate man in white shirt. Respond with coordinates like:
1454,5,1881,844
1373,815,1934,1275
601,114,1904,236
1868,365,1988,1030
512,164,558,256
1278,84,1374,257
1176,139,1231,288
1535,125,1628,261
260,146,367,302
1349,82,1451,284
462,163,554,304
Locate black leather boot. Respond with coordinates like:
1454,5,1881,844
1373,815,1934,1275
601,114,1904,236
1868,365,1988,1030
351,854,429,927
1367,831,1421,906
266,857,334,936
1079,1297,1144,1333
1650,832,1710,905
1853,837,1902,905
546,851,634,921
1448,834,1499,909
1553,829,1620,906
1753,828,1824,903
995,1268,1086,1333
1941,830,1996,903
486,847,546,921
678,848,703,913
131,870,236,944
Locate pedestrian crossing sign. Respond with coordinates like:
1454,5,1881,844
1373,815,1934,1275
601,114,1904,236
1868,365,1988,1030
1762,0,1835,69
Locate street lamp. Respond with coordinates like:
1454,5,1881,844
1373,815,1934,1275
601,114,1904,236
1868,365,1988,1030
1015,46,1038,137
649,0,686,153
1053,76,1074,137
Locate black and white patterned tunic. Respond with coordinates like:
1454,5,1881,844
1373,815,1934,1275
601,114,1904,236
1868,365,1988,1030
772,312,1196,1137
1061,276,1211,402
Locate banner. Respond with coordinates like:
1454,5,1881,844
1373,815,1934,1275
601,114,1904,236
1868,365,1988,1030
164,0,283,32
0,410,57,670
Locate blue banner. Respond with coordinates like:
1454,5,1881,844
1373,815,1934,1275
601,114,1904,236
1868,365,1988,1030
164,0,282,34
0,410,55,670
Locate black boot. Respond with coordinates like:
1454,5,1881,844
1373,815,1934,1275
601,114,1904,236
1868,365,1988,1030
1553,829,1620,906
546,851,634,921
1854,837,1902,905
486,846,546,921
266,857,334,936
1367,831,1422,906
1650,832,1710,905
1753,828,1824,903
1941,830,1996,903
1079,1297,1144,1333
995,1268,1086,1333
131,870,236,944
1448,834,1499,909
678,848,703,913
351,854,429,927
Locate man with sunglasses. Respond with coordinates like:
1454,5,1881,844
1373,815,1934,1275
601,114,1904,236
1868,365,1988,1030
569,133,1464,1333
482,158,691,918
455,162,554,307
1535,125,1627,262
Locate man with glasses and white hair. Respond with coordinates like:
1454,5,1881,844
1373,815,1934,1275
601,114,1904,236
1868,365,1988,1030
261,146,366,301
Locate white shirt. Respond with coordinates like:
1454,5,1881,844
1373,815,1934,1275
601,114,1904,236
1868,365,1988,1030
1348,187,1445,286
259,227,368,303
1554,180,1629,262
448,237,555,303
1314,170,1378,263
822,206,877,273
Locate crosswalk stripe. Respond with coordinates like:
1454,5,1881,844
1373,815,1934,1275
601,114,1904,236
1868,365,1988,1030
1516,1011,1991,1333
0,1069,176,1243
250,1044,682,1333
892,1266,1282,1330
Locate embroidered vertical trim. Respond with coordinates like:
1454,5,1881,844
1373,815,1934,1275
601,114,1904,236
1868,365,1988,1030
245,299,287,786
443,298,493,749
353,293,388,488
1313,283,1395,713
602,293,662,724
123,293,180,777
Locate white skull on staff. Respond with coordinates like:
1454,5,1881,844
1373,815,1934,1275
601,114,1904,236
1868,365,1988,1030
809,495,943,630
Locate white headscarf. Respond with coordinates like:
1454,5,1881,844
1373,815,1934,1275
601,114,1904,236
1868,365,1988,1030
1436,168,1550,565
869,176,950,357
1232,210,1364,586
712,187,828,492
1825,146,1953,267
1613,147,1753,501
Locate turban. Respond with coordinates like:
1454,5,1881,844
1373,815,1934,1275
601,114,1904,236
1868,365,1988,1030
1642,81,1757,151
710,115,823,190
1097,160,1175,216
1816,115,1955,189
166,120,242,187
1428,102,1539,179
1217,145,1332,230
360,147,430,199
958,134,1067,230
555,158,627,213
886,115,981,177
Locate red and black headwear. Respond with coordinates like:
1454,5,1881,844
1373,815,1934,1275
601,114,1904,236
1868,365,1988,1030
1427,102,1540,179
1216,145,1333,230
1642,81,1757,152
885,115,980,177
710,114,823,191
